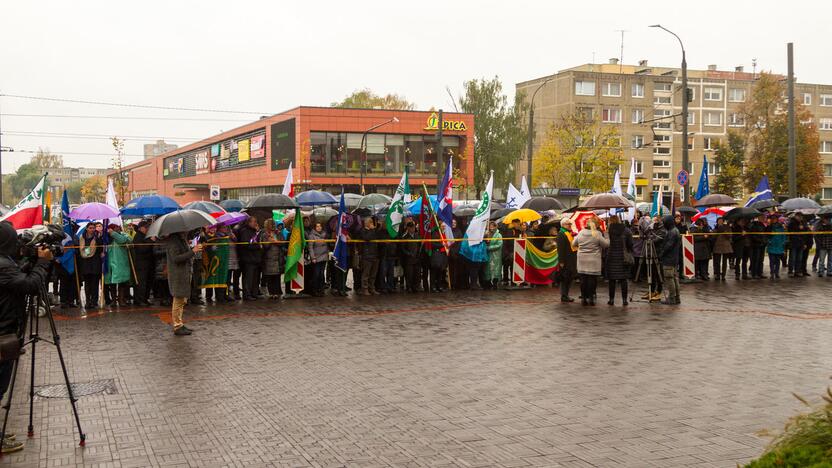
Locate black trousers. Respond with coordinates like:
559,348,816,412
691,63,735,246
227,269,241,298
83,274,101,306
750,246,765,277
430,267,447,292
263,274,282,295
403,262,419,292
0,360,13,401
608,279,628,301
58,267,77,305
734,245,749,277
579,274,598,300
695,259,710,279
133,264,153,304
713,254,728,278
190,259,203,302
560,269,574,298
241,262,261,298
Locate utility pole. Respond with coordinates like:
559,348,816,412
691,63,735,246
787,42,797,198
436,109,443,187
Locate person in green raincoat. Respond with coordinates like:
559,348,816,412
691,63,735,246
484,221,503,289
104,223,133,306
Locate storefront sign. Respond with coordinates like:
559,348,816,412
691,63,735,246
195,150,209,175
238,139,250,162
424,112,467,132
250,134,265,159
168,157,185,176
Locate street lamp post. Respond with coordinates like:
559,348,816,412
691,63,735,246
360,117,399,195
650,24,689,205
526,77,552,190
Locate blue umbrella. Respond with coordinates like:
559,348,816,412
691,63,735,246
405,195,439,216
121,195,180,218
295,190,338,206
219,199,245,212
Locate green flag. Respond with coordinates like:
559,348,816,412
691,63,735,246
200,236,230,288
284,209,306,282
385,166,411,237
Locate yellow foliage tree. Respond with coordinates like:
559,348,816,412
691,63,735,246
532,111,624,193
80,175,106,203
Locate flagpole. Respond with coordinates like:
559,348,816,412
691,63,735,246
421,184,449,255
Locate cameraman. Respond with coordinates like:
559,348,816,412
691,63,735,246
0,221,53,453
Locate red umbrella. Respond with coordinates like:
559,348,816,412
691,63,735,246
569,211,606,234
183,201,226,219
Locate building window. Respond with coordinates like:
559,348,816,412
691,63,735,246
728,113,745,127
636,186,644,198
687,113,695,125
820,118,832,130
803,93,812,105
824,164,832,177
703,137,719,150
633,161,644,175
575,80,596,96
687,136,694,150
686,87,696,102
824,188,832,200
708,163,722,175
728,88,747,102
602,82,621,97
632,83,644,98
653,95,671,105
654,134,671,143
653,147,671,155
632,109,644,124
631,135,645,148
821,141,832,154
704,111,723,126
821,95,832,106
577,107,594,121
655,82,672,92
653,109,672,129
602,108,622,123
704,87,723,101
654,172,671,179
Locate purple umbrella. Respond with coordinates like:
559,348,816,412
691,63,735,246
215,211,249,226
69,202,120,220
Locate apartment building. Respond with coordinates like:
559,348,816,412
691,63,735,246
517,60,832,202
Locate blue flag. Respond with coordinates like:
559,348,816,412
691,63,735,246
695,155,710,200
333,189,349,271
436,158,454,241
745,175,774,207
58,190,75,274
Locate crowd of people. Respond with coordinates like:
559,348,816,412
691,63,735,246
47,206,832,334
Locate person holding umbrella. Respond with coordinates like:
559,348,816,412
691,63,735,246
571,215,609,306
555,218,577,302
165,231,203,335
130,220,155,306
78,223,103,308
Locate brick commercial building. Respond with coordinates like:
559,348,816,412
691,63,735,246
517,60,832,201
119,107,474,204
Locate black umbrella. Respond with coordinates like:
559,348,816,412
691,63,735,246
749,199,780,210
219,199,245,212
817,205,832,216
677,206,698,215
781,197,821,212
146,209,216,238
245,193,299,210
490,207,515,220
453,206,477,217
723,207,762,221
695,193,736,207
521,196,565,212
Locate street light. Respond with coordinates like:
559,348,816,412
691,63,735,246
359,116,399,195
650,24,689,205
526,77,552,190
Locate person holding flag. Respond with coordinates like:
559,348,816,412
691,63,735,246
331,190,351,296
57,190,80,308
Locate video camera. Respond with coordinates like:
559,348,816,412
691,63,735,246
17,224,66,259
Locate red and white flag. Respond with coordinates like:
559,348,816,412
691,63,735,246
281,162,294,197
1,175,47,230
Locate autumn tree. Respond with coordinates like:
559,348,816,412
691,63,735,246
5,163,42,203
111,137,128,204
458,76,528,195
712,132,746,198
738,73,823,196
30,148,63,169
331,89,415,110
532,111,623,193
65,180,84,204
81,175,106,202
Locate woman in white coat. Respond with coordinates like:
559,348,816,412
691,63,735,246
571,216,609,306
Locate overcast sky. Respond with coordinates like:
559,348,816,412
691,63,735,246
1,0,828,173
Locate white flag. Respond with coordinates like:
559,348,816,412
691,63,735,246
521,175,531,200
466,172,493,246
385,168,410,237
282,162,294,197
610,169,622,196
105,178,123,226
626,157,637,197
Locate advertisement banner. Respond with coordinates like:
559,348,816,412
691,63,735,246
220,143,230,160
237,139,250,162
211,143,220,157
250,134,265,159
195,150,209,174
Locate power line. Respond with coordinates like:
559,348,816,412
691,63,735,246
0,93,272,115
0,113,251,122
12,148,145,158
2,131,197,142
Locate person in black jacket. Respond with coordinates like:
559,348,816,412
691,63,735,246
0,220,54,453
399,220,421,292
236,217,263,300
787,213,808,277
659,215,681,305
732,218,751,280
358,217,380,295
555,218,577,302
605,216,634,306
130,220,155,306
747,215,768,279
78,223,103,308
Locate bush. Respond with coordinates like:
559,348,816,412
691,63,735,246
745,446,832,467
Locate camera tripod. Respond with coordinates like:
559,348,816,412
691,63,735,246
630,238,664,303
0,281,85,452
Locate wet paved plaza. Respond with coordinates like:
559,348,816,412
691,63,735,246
2,277,831,467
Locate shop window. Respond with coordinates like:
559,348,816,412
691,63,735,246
310,132,327,174
327,132,346,174
365,134,386,175
346,133,363,173
405,136,425,174
385,135,404,175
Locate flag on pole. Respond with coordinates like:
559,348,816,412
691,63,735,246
385,166,411,237
695,155,710,200
282,162,295,197
105,178,123,226
505,182,530,209
744,175,774,207
58,189,75,275
609,169,623,217
465,171,493,246
0,174,46,229
333,190,349,271
520,175,530,200
199,237,229,288
626,158,637,197
418,189,433,252
436,158,454,242
284,208,306,282
650,191,663,217
43,190,52,224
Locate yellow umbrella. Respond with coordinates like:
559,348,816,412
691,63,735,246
501,208,541,225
